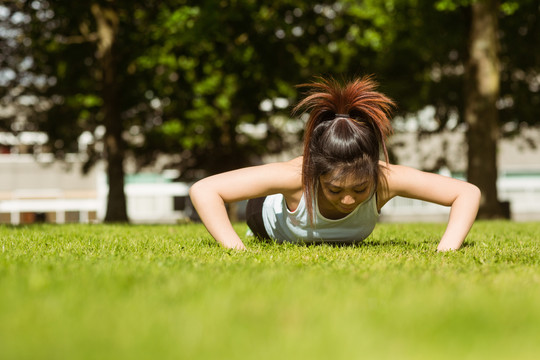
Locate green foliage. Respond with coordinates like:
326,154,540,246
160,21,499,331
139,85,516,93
436,0,520,14
3,0,539,175
134,0,390,176
1,221,540,359
430,0,540,130
435,0,471,12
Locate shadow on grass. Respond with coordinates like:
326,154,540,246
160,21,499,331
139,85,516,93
250,236,414,248
250,237,477,250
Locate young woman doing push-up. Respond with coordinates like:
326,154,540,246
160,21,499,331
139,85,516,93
189,76,480,251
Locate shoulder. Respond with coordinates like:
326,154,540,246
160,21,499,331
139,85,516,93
378,162,429,193
258,156,304,208
270,156,303,195
259,156,302,185
377,162,479,209
377,162,433,208
378,162,415,188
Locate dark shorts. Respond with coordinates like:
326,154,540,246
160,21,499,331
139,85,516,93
246,196,270,240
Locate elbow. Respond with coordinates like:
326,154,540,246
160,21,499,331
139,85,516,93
471,183,481,202
453,182,481,213
189,178,222,206
469,183,482,213
189,180,205,204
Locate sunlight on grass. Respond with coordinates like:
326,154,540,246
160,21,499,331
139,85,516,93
1,221,539,360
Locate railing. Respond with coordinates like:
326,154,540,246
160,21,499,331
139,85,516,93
0,196,100,224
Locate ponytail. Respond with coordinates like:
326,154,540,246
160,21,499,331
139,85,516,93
292,76,395,222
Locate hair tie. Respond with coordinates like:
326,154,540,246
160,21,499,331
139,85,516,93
334,113,349,119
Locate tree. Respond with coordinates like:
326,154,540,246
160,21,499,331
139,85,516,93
133,1,398,178
14,0,385,221
6,0,538,223
13,0,166,222
91,3,128,222
433,0,539,218
465,0,506,218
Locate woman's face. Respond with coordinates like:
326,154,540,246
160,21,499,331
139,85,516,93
319,172,373,215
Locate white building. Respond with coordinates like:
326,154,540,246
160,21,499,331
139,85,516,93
0,153,102,224
0,128,194,224
0,152,191,225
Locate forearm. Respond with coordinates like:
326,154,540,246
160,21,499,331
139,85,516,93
437,185,481,251
189,184,246,250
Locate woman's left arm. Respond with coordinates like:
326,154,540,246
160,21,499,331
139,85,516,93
379,164,481,251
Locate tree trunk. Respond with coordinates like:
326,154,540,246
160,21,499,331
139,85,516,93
465,0,508,219
92,3,129,222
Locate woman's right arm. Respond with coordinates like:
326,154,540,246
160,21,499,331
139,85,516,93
189,158,302,250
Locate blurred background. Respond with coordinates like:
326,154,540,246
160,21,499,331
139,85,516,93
1,0,539,225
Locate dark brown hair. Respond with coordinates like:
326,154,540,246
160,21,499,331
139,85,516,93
292,76,395,221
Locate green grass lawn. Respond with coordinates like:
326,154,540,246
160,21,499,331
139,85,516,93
1,221,540,360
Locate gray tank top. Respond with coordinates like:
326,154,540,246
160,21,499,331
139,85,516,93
261,191,379,243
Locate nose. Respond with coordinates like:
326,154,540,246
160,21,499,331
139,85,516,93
341,195,355,205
